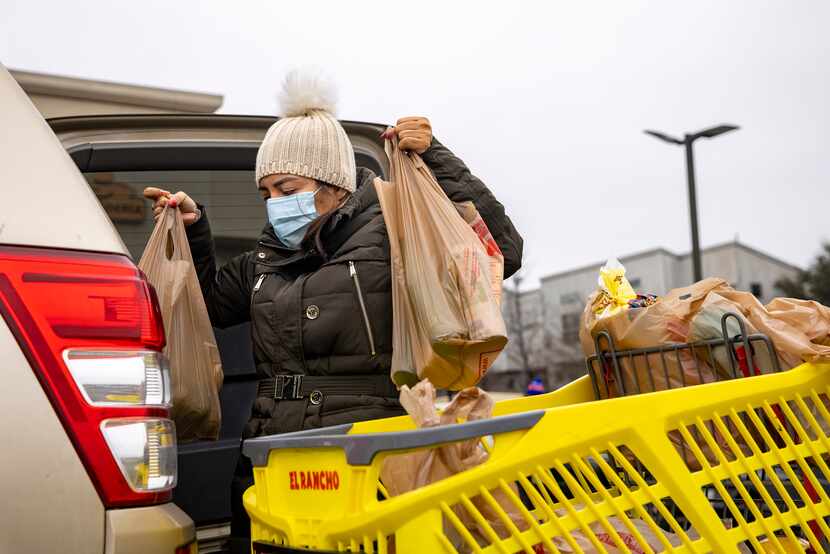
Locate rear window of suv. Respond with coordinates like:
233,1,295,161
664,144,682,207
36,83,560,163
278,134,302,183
85,170,259,265
84,147,384,264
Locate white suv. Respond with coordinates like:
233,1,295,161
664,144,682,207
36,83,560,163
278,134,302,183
0,64,196,552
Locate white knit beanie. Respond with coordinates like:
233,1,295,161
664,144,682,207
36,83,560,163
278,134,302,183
255,69,356,192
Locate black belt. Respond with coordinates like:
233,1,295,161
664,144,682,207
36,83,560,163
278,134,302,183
256,374,399,402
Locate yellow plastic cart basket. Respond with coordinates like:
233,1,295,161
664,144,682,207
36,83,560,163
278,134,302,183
243,362,830,553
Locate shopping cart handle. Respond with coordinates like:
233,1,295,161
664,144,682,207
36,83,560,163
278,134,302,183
242,410,544,467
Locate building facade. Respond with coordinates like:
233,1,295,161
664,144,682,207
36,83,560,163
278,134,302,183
487,241,801,392
10,68,222,118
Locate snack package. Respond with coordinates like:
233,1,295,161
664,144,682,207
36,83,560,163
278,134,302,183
590,258,638,319
454,200,504,307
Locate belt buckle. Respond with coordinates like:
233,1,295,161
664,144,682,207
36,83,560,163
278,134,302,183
272,376,285,399
273,375,303,400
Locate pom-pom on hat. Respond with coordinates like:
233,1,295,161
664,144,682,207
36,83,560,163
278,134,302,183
255,68,356,192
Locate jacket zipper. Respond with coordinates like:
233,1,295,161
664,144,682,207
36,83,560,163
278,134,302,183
348,261,376,357
250,273,268,366
253,274,267,294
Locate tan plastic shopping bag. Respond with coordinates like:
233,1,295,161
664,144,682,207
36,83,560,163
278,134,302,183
374,136,507,390
580,276,830,378
579,278,728,397
138,206,223,441
580,277,830,469
579,277,728,358
379,380,527,551
704,290,830,368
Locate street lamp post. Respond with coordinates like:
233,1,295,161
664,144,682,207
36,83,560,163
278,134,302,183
644,124,740,283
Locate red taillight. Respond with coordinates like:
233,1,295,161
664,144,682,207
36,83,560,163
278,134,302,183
5,251,165,349
0,245,175,507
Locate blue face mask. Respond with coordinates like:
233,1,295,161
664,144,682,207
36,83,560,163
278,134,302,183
266,188,320,249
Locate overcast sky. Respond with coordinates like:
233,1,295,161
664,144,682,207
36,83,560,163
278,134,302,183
3,1,828,287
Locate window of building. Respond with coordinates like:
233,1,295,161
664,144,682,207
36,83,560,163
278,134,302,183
559,291,581,305
750,282,763,298
561,312,581,344
629,277,641,289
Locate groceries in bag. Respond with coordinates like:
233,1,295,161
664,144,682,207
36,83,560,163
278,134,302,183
375,136,507,390
138,206,223,441
580,261,722,359
379,380,527,551
581,258,830,377
579,261,723,397
687,289,830,368
580,259,830,469
454,200,505,307
686,293,779,379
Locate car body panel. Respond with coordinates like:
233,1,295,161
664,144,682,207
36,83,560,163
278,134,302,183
104,503,195,554
1,64,194,552
0,318,105,553
0,64,126,254
48,113,389,178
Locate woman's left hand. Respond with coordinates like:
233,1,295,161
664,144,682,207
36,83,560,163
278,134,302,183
381,116,432,154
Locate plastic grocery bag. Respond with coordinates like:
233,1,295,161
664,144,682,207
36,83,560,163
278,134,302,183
138,206,223,441
374,136,507,390
687,295,777,379
687,291,830,448
581,273,726,398
580,276,728,359
379,380,527,551
701,290,830,368
580,275,729,469
582,273,830,376
581,272,830,468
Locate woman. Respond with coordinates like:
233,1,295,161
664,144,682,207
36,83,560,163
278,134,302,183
144,70,523,550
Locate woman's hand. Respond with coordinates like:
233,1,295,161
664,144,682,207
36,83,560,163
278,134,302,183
143,187,201,226
381,116,432,154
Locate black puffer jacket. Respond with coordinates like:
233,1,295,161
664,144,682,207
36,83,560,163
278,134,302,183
186,139,522,436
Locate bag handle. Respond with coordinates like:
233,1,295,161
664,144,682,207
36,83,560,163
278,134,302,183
160,206,185,261
242,410,544,467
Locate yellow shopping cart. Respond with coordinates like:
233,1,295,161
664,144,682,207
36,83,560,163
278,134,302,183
243,319,830,553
